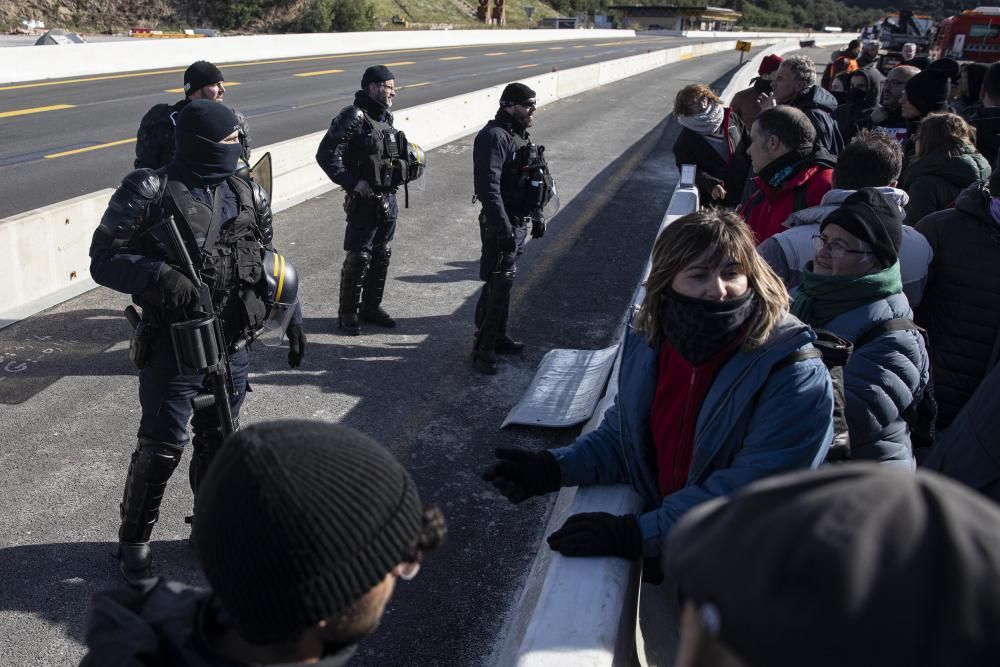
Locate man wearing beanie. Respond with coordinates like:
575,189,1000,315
731,54,782,128
665,465,1000,667
90,100,307,581
790,187,929,466
471,81,555,374
317,65,424,335
914,164,1000,433
80,420,446,666
135,60,251,172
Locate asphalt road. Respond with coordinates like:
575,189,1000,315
0,33,725,218
0,43,833,667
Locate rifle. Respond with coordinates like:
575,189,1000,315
162,216,237,438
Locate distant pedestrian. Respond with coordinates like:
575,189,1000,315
730,54,782,128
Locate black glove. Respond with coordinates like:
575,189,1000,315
547,512,643,560
157,265,198,311
496,228,517,253
482,447,561,504
530,217,546,239
286,322,306,368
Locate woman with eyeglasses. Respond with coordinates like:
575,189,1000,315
792,188,930,469
483,209,833,563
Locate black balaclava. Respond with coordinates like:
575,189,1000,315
173,99,242,185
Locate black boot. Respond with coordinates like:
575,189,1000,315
474,272,514,375
118,438,183,582
360,246,396,328
338,251,370,335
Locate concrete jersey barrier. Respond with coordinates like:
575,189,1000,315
0,29,632,85
0,36,776,329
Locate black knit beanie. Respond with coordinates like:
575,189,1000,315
175,99,240,142
821,187,903,268
666,465,1000,667
927,57,961,83
904,70,951,116
361,65,395,89
500,82,536,105
192,420,423,644
184,60,224,97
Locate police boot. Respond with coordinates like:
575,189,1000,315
360,246,396,328
338,251,370,335
496,299,524,355
474,272,515,375
118,438,183,582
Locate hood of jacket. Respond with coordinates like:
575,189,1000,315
755,147,837,201
783,186,909,229
853,66,883,109
904,145,992,190
954,180,996,225
792,84,839,114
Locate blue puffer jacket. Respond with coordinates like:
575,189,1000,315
551,314,834,557
820,293,930,468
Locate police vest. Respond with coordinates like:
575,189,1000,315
162,176,268,340
500,131,554,219
351,113,412,192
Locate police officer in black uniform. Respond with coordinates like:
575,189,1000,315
472,82,553,374
90,100,306,580
316,65,406,335
134,60,251,172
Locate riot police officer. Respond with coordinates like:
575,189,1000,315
90,100,306,581
316,65,408,335
472,82,554,374
134,60,251,171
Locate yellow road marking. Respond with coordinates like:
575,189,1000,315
0,103,75,118
383,61,416,67
164,81,242,92
293,69,345,78
484,51,507,56
520,48,538,52
573,45,587,48
548,46,564,50
594,40,635,46
679,54,694,61
401,81,432,89
439,56,465,61
516,63,539,69
45,137,136,159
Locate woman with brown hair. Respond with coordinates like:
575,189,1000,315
483,210,833,561
903,112,991,224
671,83,751,207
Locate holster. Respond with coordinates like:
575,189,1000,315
125,305,155,370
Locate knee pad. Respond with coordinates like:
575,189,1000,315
344,250,372,273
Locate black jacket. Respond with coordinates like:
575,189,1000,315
789,85,845,155
833,67,884,144
473,111,530,232
971,106,1000,167
316,91,394,191
915,182,1000,429
672,107,751,208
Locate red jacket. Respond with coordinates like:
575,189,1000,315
740,154,835,243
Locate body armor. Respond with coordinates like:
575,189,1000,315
500,135,554,220
348,113,413,192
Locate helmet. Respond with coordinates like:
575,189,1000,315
406,142,426,182
262,250,299,314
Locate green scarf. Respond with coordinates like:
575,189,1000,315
791,261,903,326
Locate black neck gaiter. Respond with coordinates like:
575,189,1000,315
659,288,757,365
173,130,242,186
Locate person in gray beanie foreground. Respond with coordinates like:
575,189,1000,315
79,420,446,666
665,465,1000,667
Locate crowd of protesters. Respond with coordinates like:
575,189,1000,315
71,48,1000,667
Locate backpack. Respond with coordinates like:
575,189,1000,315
776,318,937,462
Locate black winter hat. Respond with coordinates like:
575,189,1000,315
192,420,423,644
904,69,951,116
183,60,224,97
821,187,903,268
500,82,536,105
927,57,961,83
175,99,240,142
361,65,395,88
665,465,1000,667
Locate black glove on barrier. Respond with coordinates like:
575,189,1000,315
286,323,306,368
530,217,546,239
547,511,643,560
482,447,561,503
157,265,199,311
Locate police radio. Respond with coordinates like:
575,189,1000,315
519,143,554,215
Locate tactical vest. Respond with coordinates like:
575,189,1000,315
500,131,554,219
161,177,267,340
351,113,411,192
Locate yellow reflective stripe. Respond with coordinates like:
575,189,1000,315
275,254,286,303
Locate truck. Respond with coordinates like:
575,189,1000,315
931,7,1000,64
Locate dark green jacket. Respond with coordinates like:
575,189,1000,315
902,145,991,225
